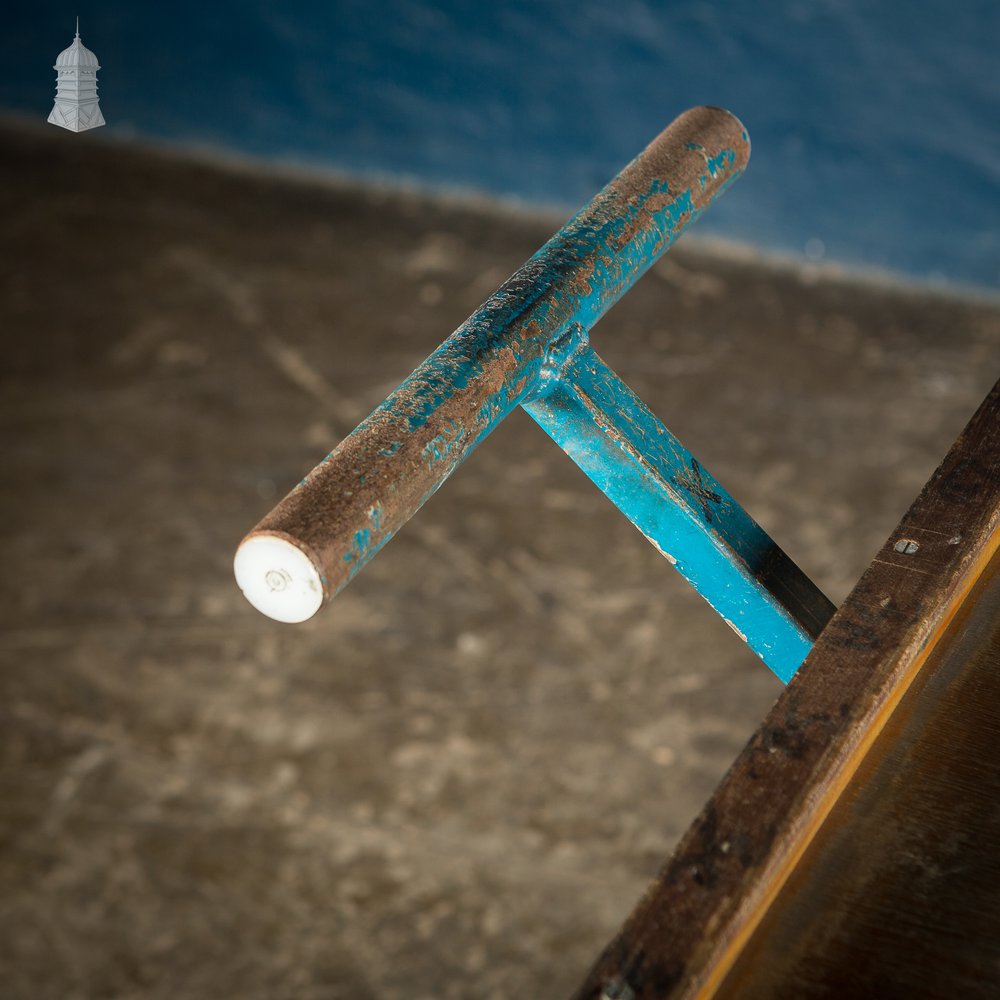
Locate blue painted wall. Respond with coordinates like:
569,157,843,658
5,2,998,292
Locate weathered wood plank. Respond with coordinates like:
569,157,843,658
716,548,1000,998
572,378,1000,1000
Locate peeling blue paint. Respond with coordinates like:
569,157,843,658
422,420,464,467
524,347,833,681
246,110,836,676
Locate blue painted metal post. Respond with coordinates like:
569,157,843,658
234,106,834,681
523,329,833,682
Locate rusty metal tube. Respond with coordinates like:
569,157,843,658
235,106,750,622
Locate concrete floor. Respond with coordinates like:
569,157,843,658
1,121,998,999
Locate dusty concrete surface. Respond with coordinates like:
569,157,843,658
1,121,998,999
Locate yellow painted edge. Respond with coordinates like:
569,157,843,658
691,522,1000,999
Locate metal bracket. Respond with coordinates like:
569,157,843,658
233,106,834,682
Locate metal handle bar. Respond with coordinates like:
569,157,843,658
235,107,750,625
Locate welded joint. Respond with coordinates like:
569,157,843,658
527,321,591,402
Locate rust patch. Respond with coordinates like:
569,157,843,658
241,106,751,607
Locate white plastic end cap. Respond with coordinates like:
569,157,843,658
234,534,325,623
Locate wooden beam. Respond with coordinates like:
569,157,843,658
573,378,1000,1000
